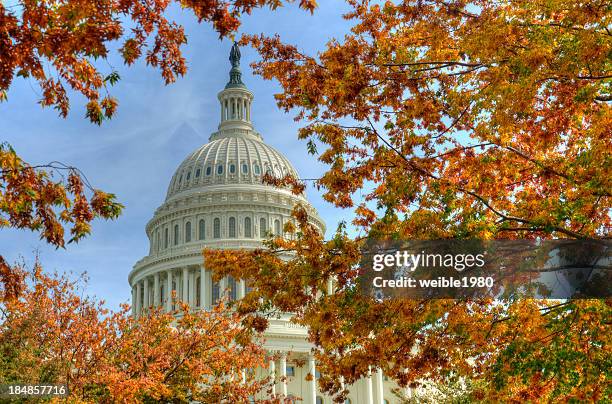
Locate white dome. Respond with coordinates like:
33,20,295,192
166,132,300,201
130,42,324,287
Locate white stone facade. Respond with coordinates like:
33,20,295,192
129,44,404,403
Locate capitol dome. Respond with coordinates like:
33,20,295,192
128,43,397,403
165,131,301,201
129,41,324,313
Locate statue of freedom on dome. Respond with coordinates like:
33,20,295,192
230,41,241,68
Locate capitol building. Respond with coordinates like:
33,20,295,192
128,44,401,404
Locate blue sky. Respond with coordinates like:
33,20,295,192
0,2,356,310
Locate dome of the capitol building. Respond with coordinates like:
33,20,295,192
165,131,301,201
129,43,399,403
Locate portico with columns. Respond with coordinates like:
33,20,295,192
128,43,403,403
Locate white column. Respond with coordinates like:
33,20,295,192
239,279,246,299
366,366,374,404
135,281,141,315
309,353,316,404
143,278,149,311
269,358,276,397
376,368,384,404
340,376,345,392
131,286,136,316
153,272,160,308
404,385,412,400
220,276,227,299
189,269,196,308
182,267,189,303
280,352,288,397
200,266,206,308
166,270,173,312
205,270,213,307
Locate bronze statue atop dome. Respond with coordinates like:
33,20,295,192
229,41,241,68
226,41,245,89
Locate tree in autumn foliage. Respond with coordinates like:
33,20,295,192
205,0,611,402
0,0,316,124
0,261,269,403
0,142,123,299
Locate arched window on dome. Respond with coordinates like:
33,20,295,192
206,166,212,176
164,228,169,249
217,164,223,175
185,221,191,243
228,217,236,238
265,165,273,176
186,171,191,181
173,224,179,245
253,163,261,175
195,168,201,178
241,163,248,174
228,276,237,301
244,217,252,238
198,219,205,240
229,164,236,174
259,218,267,238
274,219,281,236
213,218,221,239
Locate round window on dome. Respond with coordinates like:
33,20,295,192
186,171,191,180
206,166,212,176
253,163,261,175
241,163,248,174
229,164,236,174
217,164,223,175
195,168,201,177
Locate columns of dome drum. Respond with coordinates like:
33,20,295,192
135,281,141,316
131,286,136,317
182,267,189,305
189,269,196,308
375,368,384,404
205,270,213,307
280,352,288,397
143,277,149,312
269,357,276,397
239,279,246,299
366,366,374,404
220,276,227,300
154,272,160,308
308,353,317,404
200,266,206,309
166,270,173,312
